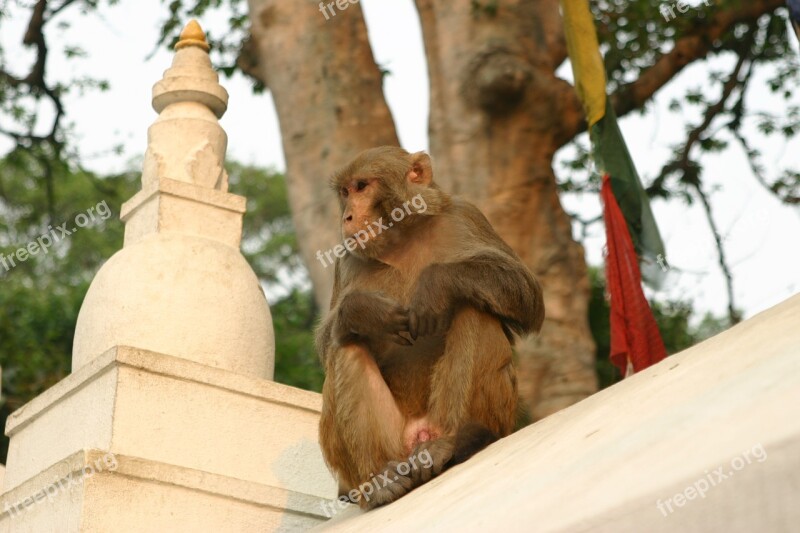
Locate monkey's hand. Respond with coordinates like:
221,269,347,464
335,291,411,346
408,264,455,340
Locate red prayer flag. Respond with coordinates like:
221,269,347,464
601,173,667,376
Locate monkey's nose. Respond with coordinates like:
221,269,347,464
344,214,353,223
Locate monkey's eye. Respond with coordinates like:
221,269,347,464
341,187,349,198
355,180,368,192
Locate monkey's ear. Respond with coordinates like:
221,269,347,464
407,152,433,186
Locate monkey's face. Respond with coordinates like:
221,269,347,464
339,177,379,236
338,177,397,257
331,147,444,261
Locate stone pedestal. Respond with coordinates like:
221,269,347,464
1,347,336,532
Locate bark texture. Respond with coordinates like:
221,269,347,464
414,0,597,418
247,0,597,419
247,0,398,310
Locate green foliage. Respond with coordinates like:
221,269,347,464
229,163,323,391
0,282,84,408
560,2,800,205
594,1,796,93
271,289,323,393
229,162,307,285
0,152,137,461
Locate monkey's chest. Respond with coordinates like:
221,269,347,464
361,267,417,304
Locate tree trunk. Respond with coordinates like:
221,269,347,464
246,0,398,311
247,0,597,418
414,0,596,418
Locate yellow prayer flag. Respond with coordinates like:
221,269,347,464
560,0,607,126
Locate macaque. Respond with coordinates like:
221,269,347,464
316,146,544,508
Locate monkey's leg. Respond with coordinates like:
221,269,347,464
427,307,518,460
319,344,406,499
367,309,517,507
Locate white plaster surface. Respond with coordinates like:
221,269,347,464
72,233,274,378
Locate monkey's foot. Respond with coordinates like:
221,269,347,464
364,460,415,509
365,437,456,509
408,436,455,485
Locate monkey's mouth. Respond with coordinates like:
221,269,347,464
342,229,380,253
342,217,393,250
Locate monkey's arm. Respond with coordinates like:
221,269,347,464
315,259,345,367
316,260,411,367
409,252,544,339
332,291,411,347
408,200,544,339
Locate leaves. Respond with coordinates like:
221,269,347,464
155,0,250,76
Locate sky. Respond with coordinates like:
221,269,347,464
1,0,798,322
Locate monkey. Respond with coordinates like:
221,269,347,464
316,146,544,508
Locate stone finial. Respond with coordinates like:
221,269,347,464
143,19,230,190
175,19,210,52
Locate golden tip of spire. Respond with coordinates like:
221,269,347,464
175,19,210,52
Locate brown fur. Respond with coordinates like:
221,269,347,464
317,146,544,507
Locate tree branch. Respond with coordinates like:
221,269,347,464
0,0,71,220
693,183,742,324
652,49,752,325
730,130,799,204
650,48,750,194
612,0,783,118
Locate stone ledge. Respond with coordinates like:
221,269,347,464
6,346,321,437
5,344,119,436
120,177,247,247
0,450,331,532
121,177,245,221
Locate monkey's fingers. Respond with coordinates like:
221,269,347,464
420,314,435,338
411,312,429,338
408,311,419,340
411,438,455,483
387,463,414,491
390,334,413,346
411,461,433,485
390,311,409,331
